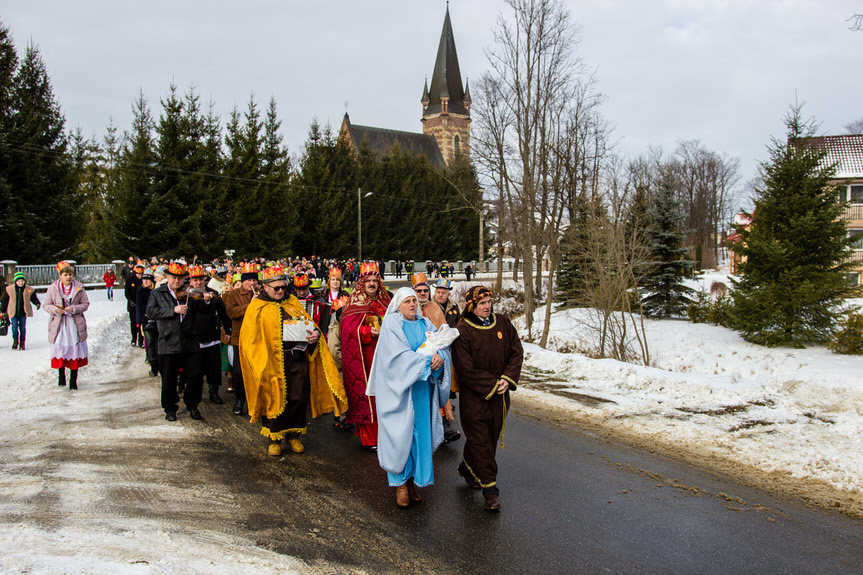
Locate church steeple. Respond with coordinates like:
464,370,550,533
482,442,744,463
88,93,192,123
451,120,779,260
424,7,468,116
421,6,471,166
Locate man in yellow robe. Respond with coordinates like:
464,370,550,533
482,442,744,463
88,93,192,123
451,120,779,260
240,266,347,456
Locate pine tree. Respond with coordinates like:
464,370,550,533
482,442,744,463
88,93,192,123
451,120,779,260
730,105,858,346
115,91,157,258
3,41,76,261
640,173,695,317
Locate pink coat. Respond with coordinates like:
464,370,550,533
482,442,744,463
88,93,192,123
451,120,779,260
44,279,90,344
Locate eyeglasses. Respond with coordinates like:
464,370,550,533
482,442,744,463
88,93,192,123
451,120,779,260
415,288,429,293
269,285,287,292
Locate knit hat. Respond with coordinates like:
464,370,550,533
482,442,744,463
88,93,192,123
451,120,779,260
13,271,26,283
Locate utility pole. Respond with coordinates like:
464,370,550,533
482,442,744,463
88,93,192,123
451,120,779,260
357,187,362,262
479,208,484,273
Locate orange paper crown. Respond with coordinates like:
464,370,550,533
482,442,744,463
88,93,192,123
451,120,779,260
56,261,70,273
240,262,258,274
188,265,206,278
358,261,380,278
328,267,342,280
410,272,428,287
293,273,309,288
261,265,286,282
166,261,187,276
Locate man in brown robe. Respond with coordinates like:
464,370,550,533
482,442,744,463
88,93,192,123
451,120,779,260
451,286,523,511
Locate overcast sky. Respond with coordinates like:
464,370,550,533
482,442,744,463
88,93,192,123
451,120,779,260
3,0,861,196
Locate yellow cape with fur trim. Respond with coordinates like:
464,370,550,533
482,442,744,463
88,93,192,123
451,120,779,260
239,296,348,423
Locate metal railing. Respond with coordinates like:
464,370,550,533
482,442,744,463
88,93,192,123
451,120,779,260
14,264,112,287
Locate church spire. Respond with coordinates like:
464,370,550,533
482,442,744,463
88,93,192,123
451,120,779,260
424,6,468,116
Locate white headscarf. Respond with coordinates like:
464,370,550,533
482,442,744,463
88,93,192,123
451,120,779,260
366,286,451,474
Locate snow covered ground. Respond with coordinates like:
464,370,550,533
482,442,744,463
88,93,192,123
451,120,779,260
2,278,862,572
512,271,863,515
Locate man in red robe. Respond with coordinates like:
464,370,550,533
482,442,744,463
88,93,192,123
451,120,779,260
340,262,391,450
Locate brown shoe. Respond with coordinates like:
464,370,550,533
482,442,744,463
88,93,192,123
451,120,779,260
406,479,422,502
395,485,410,509
484,494,501,511
267,441,282,456
287,438,305,454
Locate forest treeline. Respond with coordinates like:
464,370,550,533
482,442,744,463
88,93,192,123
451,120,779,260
0,22,481,264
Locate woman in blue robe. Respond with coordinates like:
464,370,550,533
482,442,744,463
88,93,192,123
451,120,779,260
367,287,452,508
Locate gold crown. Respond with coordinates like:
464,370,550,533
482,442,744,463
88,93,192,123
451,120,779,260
261,265,286,282
56,261,70,273
293,273,310,288
410,272,428,287
188,265,206,278
240,262,258,274
328,267,342,279
359,262,380,278
167,261,187,276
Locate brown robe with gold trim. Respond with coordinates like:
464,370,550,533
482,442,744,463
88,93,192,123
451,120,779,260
451,312,523,490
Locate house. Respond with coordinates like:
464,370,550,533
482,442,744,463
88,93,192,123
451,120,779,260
806,134,863,284
338,7,471,170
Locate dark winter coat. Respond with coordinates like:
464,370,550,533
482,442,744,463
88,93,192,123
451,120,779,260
223,285,255,346
125,275,140,312
145,284,197,355
184,287,230,345
135,286,152,326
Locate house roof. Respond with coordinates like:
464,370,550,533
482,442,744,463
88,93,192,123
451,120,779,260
802,134,863,179
340,114,445,169
424,7,469,117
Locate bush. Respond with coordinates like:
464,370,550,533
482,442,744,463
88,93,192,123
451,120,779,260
828,312,863,355
687,288,732,327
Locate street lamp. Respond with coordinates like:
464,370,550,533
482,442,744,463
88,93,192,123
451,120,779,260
357,188,373,262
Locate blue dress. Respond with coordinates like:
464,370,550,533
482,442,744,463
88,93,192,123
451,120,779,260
387,318,440,487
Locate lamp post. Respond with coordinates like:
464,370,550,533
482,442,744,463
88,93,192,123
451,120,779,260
357,188,373,262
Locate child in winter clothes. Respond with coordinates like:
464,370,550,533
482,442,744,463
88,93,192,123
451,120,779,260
103,267,116,301
1,272,41,350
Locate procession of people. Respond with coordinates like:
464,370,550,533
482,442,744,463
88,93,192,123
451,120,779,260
1,255,520,511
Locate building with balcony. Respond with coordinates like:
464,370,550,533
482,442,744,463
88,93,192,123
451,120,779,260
806,135,863,284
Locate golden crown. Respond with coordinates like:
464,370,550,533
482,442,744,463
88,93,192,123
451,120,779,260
358,262,380,278
167,261,187,276
261,265,286,282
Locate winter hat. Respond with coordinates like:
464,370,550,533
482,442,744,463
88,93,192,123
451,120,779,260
13,271,26,283
464,285,493,315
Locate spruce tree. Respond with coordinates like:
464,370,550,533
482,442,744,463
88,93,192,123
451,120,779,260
640,173,695,317
4,42,75,261
730,105,858,346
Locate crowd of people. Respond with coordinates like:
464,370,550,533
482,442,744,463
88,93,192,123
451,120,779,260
2,254,520,512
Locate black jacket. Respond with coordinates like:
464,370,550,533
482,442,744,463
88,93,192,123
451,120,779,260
184,287,230,345
135,286,152,326
145,285,197,355
125,275,140,312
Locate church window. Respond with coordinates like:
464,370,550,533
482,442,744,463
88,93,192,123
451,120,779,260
454,135,460,155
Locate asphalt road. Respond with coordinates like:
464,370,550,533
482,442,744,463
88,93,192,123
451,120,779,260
11,342,863,575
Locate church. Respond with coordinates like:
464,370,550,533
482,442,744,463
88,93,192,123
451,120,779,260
339,7,471,170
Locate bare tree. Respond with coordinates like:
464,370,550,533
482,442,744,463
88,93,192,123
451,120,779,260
846,116,863,134
849,14,863,31
474,0,607,343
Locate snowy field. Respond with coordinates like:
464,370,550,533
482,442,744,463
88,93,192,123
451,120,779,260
2,279,863,572
512,271,863,516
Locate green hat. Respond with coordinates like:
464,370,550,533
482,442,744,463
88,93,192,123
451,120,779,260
13,271,26,283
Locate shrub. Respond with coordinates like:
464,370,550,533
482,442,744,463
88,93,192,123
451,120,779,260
687,288,732,327
828,312,863,355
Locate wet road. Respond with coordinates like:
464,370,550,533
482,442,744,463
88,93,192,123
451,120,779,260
13,343,863,574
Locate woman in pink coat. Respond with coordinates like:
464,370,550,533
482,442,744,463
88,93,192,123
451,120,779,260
44,262,89,390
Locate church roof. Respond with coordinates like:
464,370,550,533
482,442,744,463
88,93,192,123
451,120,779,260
424,7,468,116
341,114,445,169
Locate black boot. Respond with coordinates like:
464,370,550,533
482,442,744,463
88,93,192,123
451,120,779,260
209,390,223,405
18,338,25,351
12,338,18,350
58,368,66,387
232,398,245,415
69,369,78,390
